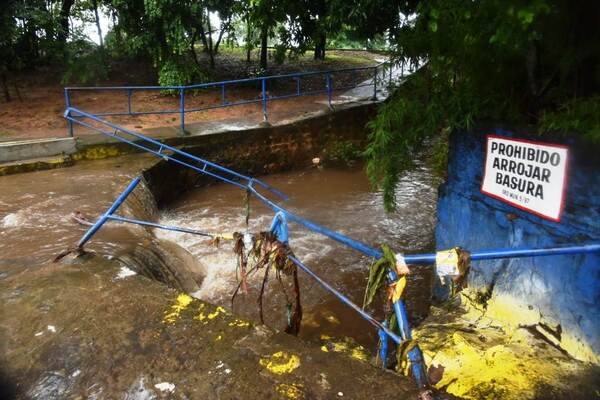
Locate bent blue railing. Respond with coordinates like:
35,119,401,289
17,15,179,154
66,109,600,392
64,62,397,137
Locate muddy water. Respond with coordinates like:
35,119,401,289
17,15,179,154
0,155,156,273
157,162,442,348
1,153,441,351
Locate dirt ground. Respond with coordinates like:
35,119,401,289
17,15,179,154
0,50,383,140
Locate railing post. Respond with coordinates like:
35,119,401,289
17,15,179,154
221,83,226,105
326,73,333,110
389,62,393,85
378,320,389,368
261,78,268,122
77,176,141,249
64,88,73,137
388,269,429,390
127,89,132,115
372,66,378,100
179,87,186,135
296,77,301,96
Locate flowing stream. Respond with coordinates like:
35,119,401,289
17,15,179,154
156,162,442,347
0,153,441,350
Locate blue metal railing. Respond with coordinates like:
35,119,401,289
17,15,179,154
65,110,600,393
64,62,397,137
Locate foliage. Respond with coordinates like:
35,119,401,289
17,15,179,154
1,0,379,84
427,129,450,177
363,0,600,211
539,96,600,144
327,140,362,166
272,44,287,65
157,58,208,94
61,40,109,84
363,244,396,310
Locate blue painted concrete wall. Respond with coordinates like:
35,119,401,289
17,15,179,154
436,127,600,362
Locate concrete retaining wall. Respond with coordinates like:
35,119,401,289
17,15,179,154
0,137,76,163
143,103,376,207
436,127,600,363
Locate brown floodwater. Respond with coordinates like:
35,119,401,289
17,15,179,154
0,154,441,351
0,155,156,272
156,162,442,348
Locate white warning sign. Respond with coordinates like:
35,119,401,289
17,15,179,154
481,135,568,221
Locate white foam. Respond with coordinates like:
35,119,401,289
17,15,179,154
154,382,175,393
154,211,335,302
2,213,22,228
116,266,137,279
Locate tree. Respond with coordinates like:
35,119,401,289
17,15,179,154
248,0,286,70
58,0,76,44
0,0,19,101
187,0,238,70
362,0,600,210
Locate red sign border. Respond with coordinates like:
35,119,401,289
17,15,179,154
480,134,569,222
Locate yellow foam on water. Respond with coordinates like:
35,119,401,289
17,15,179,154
163,294,193,324
259,351,301,375
275,383,304,399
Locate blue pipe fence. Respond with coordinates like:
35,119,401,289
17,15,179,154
64,61,398,137
66,109,600,392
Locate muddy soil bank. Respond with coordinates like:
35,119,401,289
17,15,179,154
0,257,422,399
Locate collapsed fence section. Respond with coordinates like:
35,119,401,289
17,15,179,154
67,173,600,393
60,111,600,394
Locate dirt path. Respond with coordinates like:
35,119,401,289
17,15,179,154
0,50,383,140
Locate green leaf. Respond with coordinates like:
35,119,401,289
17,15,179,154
517,9,535,25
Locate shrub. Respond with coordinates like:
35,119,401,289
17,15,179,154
61,40,109,84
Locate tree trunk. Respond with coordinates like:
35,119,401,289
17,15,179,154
206,9,215,69
92,0,104,48
314,33,326,60
214,18,229,55
1,73,10,103
189,30,202,70
58,0,75,43
260,28,268,70
245,17,252,63
198,10,209,53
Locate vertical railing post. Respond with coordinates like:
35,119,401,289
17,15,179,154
179,87,186,135
389,62,393,85
372,66,378,100
77,176,141,249
378,320,389,369
261,78,268,122
326,73,333,110
127,89,132,115
64,88,73,137
296,76,301,96
221,83,226,105
388,269,429,390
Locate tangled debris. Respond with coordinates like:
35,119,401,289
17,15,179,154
229,231,302,335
